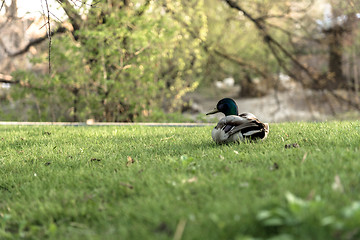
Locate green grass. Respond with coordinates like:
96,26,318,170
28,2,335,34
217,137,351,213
1,122,360,240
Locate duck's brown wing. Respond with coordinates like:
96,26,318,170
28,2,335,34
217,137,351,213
219,114,268,138
229,120,267,139
215,115,250,132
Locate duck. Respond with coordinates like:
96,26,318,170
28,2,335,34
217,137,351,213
206,98,269,144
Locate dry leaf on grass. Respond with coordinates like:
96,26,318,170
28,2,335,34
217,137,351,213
91,158,101,162
119,182,134,189
301,152,308,164
127,156,135,166
332,175,344,193
285,143,299,149
182,177,198,184
270,162,279,171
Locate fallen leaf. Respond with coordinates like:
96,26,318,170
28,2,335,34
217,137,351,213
332,175,344,193
174,219,187,240
282,131,289,138
239,182,249,188
306,189,316,200
273,162,279,169
127,156,135,166
228,160,243,164
119,182,134,189
270,162,279,171
160,135,174,141
285,143,300,149
154,222,171,235
301,152,308,164
182,177,198,184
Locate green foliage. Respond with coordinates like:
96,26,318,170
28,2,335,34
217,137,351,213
3,0,207,122
0,121,360,239
2,0,360,121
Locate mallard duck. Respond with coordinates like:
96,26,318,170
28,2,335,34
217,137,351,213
206,98,269,144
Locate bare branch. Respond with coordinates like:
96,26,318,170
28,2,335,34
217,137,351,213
212,49,269,79
56,0,82,36
0,73,14,83
224,0,265,31
223,0,317,81
0,73,47,91
50,11,64,23
6,27,67,57
266,22,321,44
40,0,52,73
0,0,5,12
163,2,270,79
90,1,101,8
346,0,359,12
255,14,288,22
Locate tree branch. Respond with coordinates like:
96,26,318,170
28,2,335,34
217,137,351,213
56,0,83,38
223,0,317,83
212,49,269,79
0,73,47,91
6,27,67,57
224,0,265,31
0,73,14,83
163,2,270,79
0,0,5,12
42,0,52,73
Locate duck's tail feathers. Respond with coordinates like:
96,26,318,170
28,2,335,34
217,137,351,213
263,123,269,133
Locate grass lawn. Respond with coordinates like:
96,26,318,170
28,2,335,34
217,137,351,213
1,121,360,239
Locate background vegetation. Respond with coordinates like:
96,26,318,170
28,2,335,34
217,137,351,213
0,0,360,122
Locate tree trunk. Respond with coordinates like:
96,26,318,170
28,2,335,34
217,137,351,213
326,25,345,89
5,0,17,18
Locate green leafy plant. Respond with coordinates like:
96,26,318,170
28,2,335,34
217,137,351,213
4,0,207,122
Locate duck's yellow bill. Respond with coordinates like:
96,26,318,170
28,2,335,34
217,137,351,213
206,108,219,115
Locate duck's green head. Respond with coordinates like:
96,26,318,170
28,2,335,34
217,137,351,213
206,98,238,116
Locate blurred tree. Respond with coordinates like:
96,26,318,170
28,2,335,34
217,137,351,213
218,0,359,97
199,0,303,97
1,0,359,121
2,0,207,122
321,1,359,89
4,0,17,18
